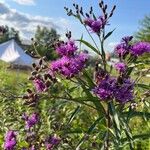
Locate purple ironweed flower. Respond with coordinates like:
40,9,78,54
93,75,116,100
93,73,134,103
84,16,106,33
114,78,134,103
45,135,61,150
114,62,126,72
115,36,133,56
33,78,46,92
22,113,39,129
130,42,150,56
4,130,17,150
56,40,78,56
50,52,88,79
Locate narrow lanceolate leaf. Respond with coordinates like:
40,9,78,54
104,29,115,40
121,118,134,149
76,117,104,150
109,102,121,140
67,106,80,125
79,34,84,50
77,39,100,54
135,83,150,89
109,102,121,131
83,70,95,88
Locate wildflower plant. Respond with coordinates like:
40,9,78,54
1,0,150,150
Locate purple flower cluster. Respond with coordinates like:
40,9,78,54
56,40,78,56
114,78,134,103
115,36,133,57
4,131,17,150
33,78,47,92
114,62,126,73
93,75,116,100
50,40,88,79
45,135,61,150
84,16,106,33
93,75,134,103
22,113,39,129
115,36,150,57
131,42,150,56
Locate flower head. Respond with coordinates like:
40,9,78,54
93,75,116,100
22,113,39,129
114,78,134,103
115,36,133,57
4,131,17,150
130,42,150,56
50,52,88,79
45,135,61,150
114,62,126,73
84,16,106,33
33,78,46,92
56,40,77,56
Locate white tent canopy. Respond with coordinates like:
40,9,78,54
0,39,36,67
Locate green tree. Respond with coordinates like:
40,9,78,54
33,26,60,60
0,25,21,44
135,15,150,42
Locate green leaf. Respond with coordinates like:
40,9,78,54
67,106,80,125
121,117,134,149
109,102,121,131
76,116,104,150
136,83,150,89
77,39,100,54
104,29,115,40
109,102,121,142
83,70,95,87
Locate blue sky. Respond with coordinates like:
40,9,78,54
0,0,150,51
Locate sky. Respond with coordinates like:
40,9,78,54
0,0,150,51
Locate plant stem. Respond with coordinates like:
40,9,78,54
84,26,102,57
105,103,111,150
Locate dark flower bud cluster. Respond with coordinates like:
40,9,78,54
22,89,38,107
4,130,17,150
65,1,116,34
28,58,57,93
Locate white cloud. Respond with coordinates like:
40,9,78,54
12,0,35,5
0,2,69,41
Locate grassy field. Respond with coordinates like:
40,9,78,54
0,61,149,149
